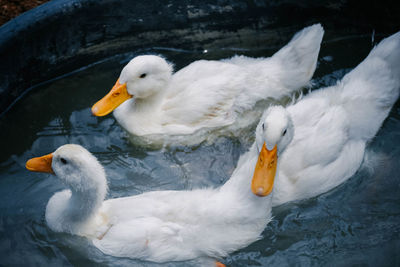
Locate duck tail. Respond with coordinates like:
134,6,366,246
340,30,400,141
368,31,400,80
271,23,324,91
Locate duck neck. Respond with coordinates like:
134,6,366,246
114,89,168,135
221,143,258,194
132,88,166,113
67,184,107,222
219,143,273,223
50,176,108,235
222,143,275,198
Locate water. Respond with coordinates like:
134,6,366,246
1,35,400,266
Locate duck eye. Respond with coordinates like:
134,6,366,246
262,123,265,131
282,129,287,136
60,158,68,164
139,73,147,78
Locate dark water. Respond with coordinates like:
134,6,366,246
0,35,399,266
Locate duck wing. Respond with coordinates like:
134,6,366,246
93,216,193,262
161,60,244,133
286,30,400,179
275,31,400,205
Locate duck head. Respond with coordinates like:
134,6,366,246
26,144,107,193
92,55,173,116
252,106,294,197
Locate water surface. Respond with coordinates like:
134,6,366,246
0,35,399,266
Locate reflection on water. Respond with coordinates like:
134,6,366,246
0,35,399,266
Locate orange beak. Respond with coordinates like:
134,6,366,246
91,79,133,116
26,153,54,174
251,143,277,197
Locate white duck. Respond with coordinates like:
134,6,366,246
91,24,324,144
25,124,288,265
251,30,400,207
